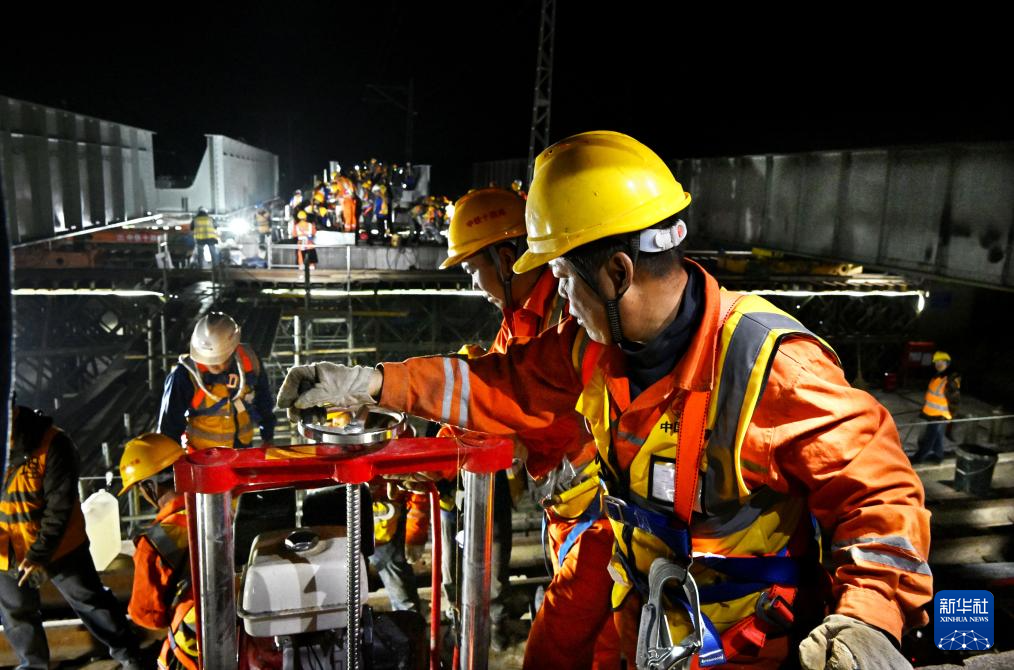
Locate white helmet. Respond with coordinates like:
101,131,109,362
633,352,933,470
190,313,241,365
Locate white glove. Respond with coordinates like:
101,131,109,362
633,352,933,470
276,362,378,423
799,614,911,670
405,543,425,565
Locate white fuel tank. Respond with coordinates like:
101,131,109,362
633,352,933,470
81,489,121,571
239,526,367,637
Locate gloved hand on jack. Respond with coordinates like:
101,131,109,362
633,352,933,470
276,362,383,422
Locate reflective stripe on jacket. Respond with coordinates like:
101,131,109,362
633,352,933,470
379,258,932,658
0,427,87,570
180,345,261,450
192,215,217,242
923,376,951,419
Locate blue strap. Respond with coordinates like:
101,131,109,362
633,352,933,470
603,496,691,557
697,581,773,603
556,495,601,567
696,555,799,586
673,598,726,667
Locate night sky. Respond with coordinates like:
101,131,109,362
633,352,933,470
1,5,1009,197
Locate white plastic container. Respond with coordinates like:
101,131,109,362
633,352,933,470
81,489,122,571
239,526,367,637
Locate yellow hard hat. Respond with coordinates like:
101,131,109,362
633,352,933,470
933,351,951,363
119,433,185,495
513,130,692,274
440,188,526,269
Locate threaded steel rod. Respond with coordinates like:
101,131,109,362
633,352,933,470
346,483,362,670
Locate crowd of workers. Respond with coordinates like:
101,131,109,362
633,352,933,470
2,130,961,670
284,160,453,267
185,163,531,271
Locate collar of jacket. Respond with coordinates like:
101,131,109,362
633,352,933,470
506,267,559,339
598,257,722,413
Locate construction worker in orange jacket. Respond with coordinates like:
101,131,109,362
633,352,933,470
278,132,932,669
438,187,619,664
335,174,358,232
119,433,197,670
290,210,318,269
282,187,620,666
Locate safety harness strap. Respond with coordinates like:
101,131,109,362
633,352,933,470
604,495,690,557
672,599,725,667
674,390,708,525
696,554,800,587
556,494,601,567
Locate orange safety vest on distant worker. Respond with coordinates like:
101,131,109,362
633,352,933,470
379,259,932,668
293,220,316,250
0,427,87,571
335,177,358,232
178,345,262,450
922,376,952,420
128,496,198,670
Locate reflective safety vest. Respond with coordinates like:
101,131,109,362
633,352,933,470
255,211,271,234
0,427,87,571
142,508,198,670
373,500,401,545
575,292,838,665
293,220,316,250
192,215,218,242
923,376,951,420
179,345,261,450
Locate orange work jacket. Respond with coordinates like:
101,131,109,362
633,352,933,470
380,259,932,660
129,495,197,669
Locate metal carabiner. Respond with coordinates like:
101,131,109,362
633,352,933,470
635,557,704,670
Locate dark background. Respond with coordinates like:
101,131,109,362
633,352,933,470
1,4,1010,197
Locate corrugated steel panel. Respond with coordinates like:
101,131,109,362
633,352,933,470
687,142,1014,289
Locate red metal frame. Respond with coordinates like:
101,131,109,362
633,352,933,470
176,437,511,493
174,435,512,670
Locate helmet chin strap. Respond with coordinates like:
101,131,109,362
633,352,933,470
571,221,687,345
604,297,626,345
570,260,628,346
